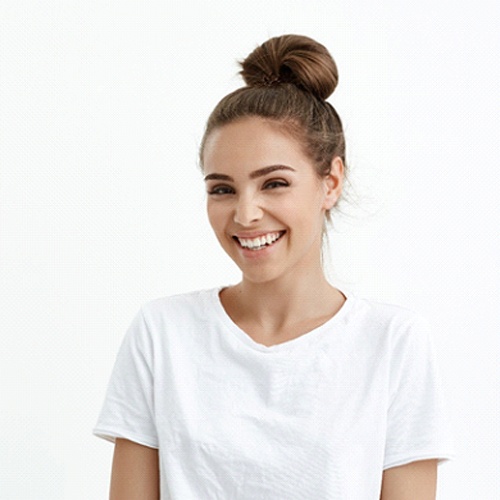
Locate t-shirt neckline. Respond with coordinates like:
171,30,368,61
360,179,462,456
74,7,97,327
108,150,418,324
210,285,355,353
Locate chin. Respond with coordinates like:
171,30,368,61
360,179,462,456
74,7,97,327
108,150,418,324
239,266,286,286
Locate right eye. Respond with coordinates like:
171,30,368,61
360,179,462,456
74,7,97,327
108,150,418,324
207,185,234,195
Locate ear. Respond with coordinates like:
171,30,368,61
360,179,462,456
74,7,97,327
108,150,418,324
322,156,344,210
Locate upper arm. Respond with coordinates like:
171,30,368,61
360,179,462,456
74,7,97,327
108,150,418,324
110,438,160,500
380,459,438,500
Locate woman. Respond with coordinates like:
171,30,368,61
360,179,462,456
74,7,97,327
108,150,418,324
94,34,454,499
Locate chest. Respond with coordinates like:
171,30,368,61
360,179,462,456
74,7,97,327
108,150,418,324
158,339,389,451
154,342,389,498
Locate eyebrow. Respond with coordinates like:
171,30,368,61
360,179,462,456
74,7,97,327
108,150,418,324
204,164,296,182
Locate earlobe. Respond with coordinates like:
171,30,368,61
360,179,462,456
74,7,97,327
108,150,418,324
322,189,337,210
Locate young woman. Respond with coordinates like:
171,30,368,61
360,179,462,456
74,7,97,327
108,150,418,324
94,34,455,499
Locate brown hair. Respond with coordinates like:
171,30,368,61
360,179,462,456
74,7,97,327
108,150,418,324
199,34,349,223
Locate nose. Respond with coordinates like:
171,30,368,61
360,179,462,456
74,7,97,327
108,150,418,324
233,194,263,226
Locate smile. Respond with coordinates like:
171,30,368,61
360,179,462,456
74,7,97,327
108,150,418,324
233,231,286,251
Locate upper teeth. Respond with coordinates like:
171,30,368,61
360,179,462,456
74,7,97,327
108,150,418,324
237,232,283,249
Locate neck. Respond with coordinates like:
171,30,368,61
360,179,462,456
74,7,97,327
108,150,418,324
225,266,340,332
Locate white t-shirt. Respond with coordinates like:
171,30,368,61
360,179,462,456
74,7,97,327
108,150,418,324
93,287,455,499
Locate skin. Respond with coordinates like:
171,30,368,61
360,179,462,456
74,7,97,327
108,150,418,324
109,438,159,500
380,459,438,499
108,115,438,498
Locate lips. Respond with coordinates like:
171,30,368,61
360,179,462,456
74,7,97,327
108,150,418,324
233,230,286,251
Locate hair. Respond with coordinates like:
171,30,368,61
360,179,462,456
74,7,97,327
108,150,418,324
199,34,350,226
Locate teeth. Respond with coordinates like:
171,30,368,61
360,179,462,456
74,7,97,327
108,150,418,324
237,232,283,249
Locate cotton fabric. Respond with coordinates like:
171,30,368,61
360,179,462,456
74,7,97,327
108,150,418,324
93,287,455,499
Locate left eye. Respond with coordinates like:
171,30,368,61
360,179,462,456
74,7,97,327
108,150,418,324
263,180,289,190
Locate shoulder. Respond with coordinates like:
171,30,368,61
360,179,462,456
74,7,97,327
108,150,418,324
346,293,432,346
349,293,426,328
138,287,221,327
112,289,222,365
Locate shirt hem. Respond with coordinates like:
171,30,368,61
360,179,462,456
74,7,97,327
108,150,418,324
93,426,159,449
383,451,456,470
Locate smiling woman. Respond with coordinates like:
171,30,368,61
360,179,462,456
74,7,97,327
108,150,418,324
202,117,342,285
93,34,455,499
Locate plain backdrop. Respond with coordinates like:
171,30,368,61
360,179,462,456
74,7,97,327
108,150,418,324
0,0,498,498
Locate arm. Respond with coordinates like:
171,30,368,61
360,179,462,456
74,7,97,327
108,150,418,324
380,459,438,500
109,438,160,500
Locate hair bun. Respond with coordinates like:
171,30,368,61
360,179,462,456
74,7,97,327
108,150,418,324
239,34,338,100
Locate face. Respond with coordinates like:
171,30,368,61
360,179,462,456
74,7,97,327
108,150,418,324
202,116,342,285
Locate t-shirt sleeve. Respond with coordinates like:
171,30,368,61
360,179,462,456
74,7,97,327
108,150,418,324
383,313,456,470
93,306,159,449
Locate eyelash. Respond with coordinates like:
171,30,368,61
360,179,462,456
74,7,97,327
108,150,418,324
207,179,290,196
263,179,289,190
208,185,235,195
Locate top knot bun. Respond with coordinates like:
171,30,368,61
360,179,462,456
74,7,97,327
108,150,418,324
239,34,338,100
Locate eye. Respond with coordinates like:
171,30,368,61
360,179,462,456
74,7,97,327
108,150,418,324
207,184,234,196
263,179,289,190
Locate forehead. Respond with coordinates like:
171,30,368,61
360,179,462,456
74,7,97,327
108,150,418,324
202,117,312,175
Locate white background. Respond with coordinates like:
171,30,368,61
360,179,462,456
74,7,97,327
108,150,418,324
0,0,498,498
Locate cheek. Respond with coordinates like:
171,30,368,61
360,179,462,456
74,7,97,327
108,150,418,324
206,208,218,233
206,202,227,233
278,194,320,219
